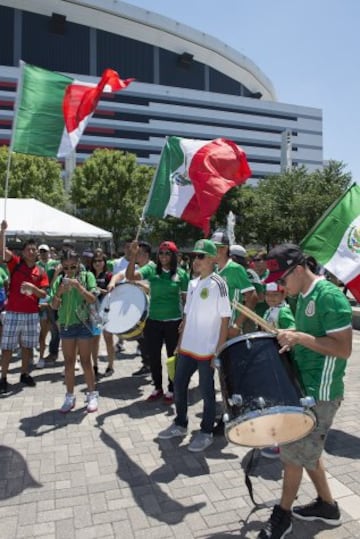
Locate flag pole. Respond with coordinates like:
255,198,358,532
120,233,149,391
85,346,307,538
2,61,25,257
135,137,168,240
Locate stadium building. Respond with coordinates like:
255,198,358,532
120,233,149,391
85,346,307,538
0,0,323,182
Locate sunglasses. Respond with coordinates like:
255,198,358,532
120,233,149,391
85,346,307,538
94,259,104,263
253,257,263,262
63,264,77,270
277,265,296,286
159,250,172,255
193,253,206,260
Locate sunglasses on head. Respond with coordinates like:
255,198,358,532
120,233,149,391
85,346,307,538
159,250,172,255
193,253,206,260
63,264,77,270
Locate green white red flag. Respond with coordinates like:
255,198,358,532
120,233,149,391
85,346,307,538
300,183,360,301
11,62,134,158
144,136,252,234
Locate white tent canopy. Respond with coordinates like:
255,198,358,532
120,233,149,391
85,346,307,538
1,198,112,240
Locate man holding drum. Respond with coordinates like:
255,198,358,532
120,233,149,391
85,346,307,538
257,244,352,539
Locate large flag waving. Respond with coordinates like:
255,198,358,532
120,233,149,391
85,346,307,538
144,136,251,234
11,63,134,158
300,183,360,301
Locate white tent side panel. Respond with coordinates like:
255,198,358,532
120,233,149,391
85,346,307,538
1,198,112,240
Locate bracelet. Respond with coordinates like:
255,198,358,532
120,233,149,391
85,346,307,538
232,323,241,330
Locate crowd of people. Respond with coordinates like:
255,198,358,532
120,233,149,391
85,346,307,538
0,219,353,539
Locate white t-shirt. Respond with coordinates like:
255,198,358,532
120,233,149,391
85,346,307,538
180,273,231,360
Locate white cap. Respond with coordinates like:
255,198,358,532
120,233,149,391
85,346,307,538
230,244,247,258
38,244,50,252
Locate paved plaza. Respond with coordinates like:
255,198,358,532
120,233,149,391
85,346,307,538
0,331,360,539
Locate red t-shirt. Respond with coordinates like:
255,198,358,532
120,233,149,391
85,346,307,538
6,256,49,314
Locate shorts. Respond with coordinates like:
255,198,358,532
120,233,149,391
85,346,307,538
60,322,93,340
280,399,341,470
1,312,40,350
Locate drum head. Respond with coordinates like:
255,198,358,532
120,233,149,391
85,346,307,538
101,283,148,335
225,406,316,448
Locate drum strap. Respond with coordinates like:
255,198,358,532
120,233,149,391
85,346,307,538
244,448,262,506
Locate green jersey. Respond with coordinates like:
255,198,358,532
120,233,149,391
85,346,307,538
263,302,295,330
294,278,352,401
0,265,8,287
50,271,97,327
37,259,59,285
218,259,254,303
139,264,189,320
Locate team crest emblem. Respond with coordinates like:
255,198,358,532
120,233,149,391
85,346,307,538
200,287,209,299
171,171,192,187
347,225,360,254
305,300,316,317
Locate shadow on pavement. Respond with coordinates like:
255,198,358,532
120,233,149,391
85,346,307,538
98,427,206,525
19,408,88,437
325,428,360,458
0,445,42,499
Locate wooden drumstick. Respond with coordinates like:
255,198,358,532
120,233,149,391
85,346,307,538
232,300,277,334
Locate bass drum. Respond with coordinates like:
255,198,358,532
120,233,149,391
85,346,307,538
217,332,316,448
100,283,148,339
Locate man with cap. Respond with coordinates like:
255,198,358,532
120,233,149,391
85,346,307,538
211,230,257,337
257,243,352,539
158,239,231,452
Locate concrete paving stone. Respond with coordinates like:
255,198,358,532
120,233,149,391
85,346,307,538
37,507,73,523
92,509,128,524
126,506,150,530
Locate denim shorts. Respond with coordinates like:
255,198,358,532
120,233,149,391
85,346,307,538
60,322,93,340
280,399,341,470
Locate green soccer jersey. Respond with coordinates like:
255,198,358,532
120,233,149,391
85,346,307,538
139,264,189,320
294,278,352,401
218,259,254,304
50,271,97,327
263,302,296,330
37,259,59,285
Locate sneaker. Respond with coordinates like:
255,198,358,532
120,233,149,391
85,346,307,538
36,358,46,369
147,388,164,401
261,447,280,459
86,391,98,413
257,505,292,539
158,423,187,439
59,393,76,413
116,340,125,352
103,366,114,377
292,497,341,525
20,373,36,387
132,365,150,376
188,431,214,453
93,365,100,380
0,377,8,394
75,359,81,371
163,391,174,404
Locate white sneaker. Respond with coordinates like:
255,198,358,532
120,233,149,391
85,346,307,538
36,358,45,369
86,391,98,413
59,393,76,413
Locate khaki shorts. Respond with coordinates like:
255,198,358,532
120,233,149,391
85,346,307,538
280,399,341,470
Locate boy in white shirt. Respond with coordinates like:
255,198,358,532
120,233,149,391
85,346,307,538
158,239,231,452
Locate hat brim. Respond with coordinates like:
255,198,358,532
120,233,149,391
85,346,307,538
264,269,287,284
192,249,215,257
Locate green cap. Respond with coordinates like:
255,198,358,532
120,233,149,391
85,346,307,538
192,239,217,257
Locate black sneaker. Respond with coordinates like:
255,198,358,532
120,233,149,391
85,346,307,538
20,373,36,387
292,497,341,525
257,505,292,539
0,377,8,394
132,365,150,376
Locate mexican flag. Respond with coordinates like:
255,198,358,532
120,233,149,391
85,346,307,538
144,136,251,234
300,183,360,301
11,62,134,158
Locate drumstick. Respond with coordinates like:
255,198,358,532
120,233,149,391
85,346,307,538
232,300,277,334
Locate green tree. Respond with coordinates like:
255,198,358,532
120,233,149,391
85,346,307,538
70,149,154,251
0,146,66,207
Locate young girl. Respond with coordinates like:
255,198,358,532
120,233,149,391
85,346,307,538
50,251,98,413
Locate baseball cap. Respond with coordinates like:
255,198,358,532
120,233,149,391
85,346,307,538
210,230,230,246
230,244,247,258
38,244,50,252
159,241,178,253
265,282,285,293
82,249,94,258
192,239,217,257
265,243,305,283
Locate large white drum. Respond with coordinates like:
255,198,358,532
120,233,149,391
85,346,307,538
100,283,148,339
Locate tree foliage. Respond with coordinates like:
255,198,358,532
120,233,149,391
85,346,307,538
0,146,66,207
70,149,154,251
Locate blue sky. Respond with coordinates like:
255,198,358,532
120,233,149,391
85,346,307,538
126,0,360,181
